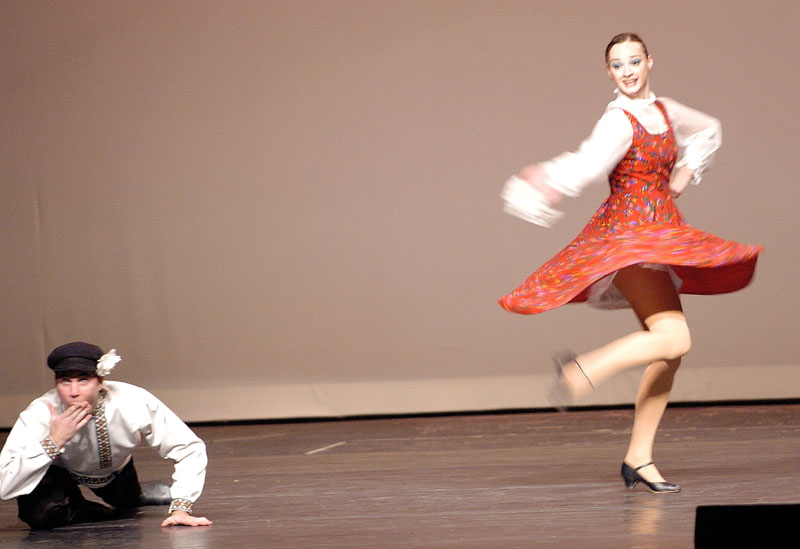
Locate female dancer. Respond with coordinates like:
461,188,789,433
499,33,762,493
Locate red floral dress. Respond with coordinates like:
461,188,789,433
499,102,763,315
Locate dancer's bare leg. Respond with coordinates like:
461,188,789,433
558,265,689,482
559,265,690,398
623,357,680,482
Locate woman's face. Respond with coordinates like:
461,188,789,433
606,41,653,99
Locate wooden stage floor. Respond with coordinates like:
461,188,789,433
1,403,798,547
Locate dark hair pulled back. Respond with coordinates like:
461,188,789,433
605,33,649,62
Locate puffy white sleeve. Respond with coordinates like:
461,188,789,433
0,400,57,500
540,108,634,197
660,97,721,185
137,390,207,513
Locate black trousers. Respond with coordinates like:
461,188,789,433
17,458,142,530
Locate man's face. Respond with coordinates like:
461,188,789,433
55,375,103,408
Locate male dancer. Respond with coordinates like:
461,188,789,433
0,342,212,529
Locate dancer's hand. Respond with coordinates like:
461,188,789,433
518,164,564,205
669,167,694,198
161,511,213,527
48,402,92,448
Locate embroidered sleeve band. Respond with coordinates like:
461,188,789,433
40,436,63,459
169,498,194,514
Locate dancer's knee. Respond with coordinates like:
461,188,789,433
670,329,691,359
649,317,691,359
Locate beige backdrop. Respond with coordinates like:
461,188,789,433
2,0,798,426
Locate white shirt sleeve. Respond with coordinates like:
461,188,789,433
539,108,634,197
659,96,721,185
137,389,207,505
0,399,57,500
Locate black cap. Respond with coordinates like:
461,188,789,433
47,342,103,377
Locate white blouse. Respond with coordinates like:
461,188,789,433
541,90,722,198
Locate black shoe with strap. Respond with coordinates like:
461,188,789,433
621,462,680,493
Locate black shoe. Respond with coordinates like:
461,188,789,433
621,462,680,493
137,482,172,506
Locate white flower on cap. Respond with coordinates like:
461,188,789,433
96,349,121,377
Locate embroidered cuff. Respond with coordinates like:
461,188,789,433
40,436,63,460
169,498,194,514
